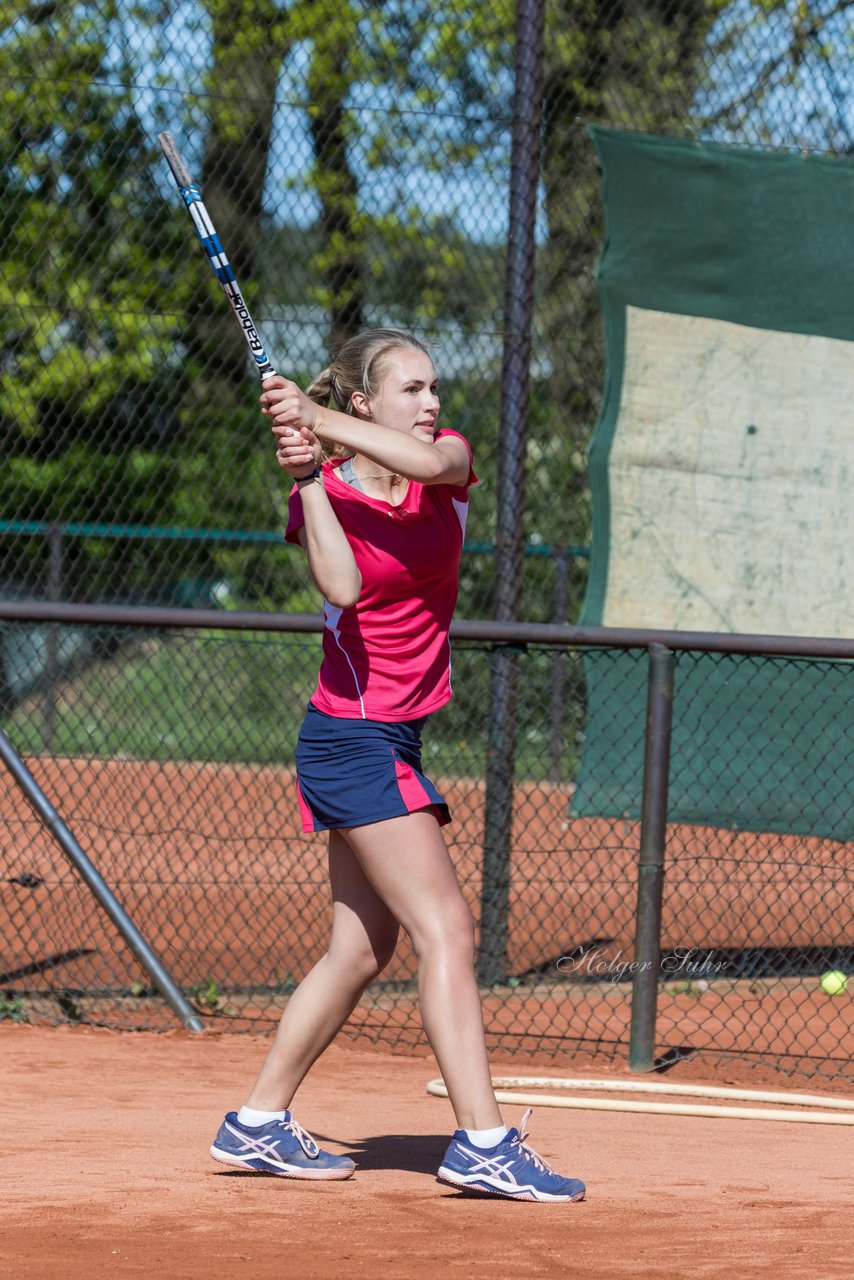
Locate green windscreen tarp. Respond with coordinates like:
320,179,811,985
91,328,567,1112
575,128,854,840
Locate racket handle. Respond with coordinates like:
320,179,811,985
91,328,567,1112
158,131,279,384
158,132,192,187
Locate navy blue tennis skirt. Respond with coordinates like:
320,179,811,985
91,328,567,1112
295,702,451,833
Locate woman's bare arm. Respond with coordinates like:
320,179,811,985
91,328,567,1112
275,425,361,609
262,378,471,486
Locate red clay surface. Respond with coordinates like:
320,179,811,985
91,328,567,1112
2,756,853,1073
2,1025,853,1280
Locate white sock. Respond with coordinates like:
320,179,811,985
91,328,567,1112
464,1124,509,1149
237,1106,288,1127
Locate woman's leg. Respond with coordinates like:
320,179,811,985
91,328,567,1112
340,810,502,1132
245,829,399,1110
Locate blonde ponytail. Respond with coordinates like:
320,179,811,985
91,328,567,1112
305,367,333,406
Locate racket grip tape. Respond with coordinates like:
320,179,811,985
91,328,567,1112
158,132,193,188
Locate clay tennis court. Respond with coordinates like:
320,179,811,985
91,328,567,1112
3,756,854,1277
2,1023,853,1280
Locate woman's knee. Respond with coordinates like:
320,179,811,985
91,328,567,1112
411,896,475,962
328,921,399,984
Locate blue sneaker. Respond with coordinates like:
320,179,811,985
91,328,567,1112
210,1111,355,1180
437,1108,585,1202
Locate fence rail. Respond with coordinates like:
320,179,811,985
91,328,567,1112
2,599,853,657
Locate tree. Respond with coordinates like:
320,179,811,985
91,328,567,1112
198,0,290,391
0,1,190,596
302,2,365,350
5,0,851,613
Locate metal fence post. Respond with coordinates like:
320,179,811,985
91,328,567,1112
42,521,63,752
548,546,571,780
629,644,675,1071
479,0,545,986
0,729,205,1033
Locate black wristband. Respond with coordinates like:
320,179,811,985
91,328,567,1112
295,466,322,486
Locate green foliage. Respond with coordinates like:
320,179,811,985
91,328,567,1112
0,4,197,593
4,0,850,619
55,990,83,1021
0,3,294,600
3,630,322,761
190,977,223,1009
3,628,584,782
0,9,180,437
189,976,236,1013
0,994,28,1023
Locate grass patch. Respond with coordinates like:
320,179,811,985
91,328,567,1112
3,631,321,764
3,631,585,782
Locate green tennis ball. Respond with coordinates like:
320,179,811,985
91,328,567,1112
820,970,848,996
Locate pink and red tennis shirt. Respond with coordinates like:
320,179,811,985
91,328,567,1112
286,429,477,722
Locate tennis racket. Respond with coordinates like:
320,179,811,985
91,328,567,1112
158,131,277,382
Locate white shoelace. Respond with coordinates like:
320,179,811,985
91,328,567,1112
281,1114,320,1158
516,1108,558,1175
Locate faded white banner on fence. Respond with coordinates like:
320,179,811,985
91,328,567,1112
603,306,854,637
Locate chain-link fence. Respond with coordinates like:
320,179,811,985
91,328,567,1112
3,3,853,1081
1,610,852,1084
2,2,853,624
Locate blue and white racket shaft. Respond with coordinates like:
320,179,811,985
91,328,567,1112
158,131,277,382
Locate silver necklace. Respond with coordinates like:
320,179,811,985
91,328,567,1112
341,457,401,488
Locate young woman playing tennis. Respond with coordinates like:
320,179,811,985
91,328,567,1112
209,328,585,1203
